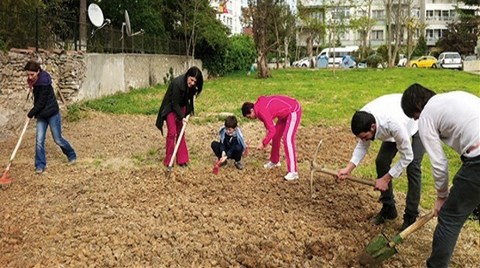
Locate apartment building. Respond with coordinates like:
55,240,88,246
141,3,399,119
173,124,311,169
210,0,298,36
297,0,480,49
210,0,244,35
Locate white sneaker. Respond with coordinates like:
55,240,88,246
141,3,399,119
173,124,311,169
284,172,299,181
264,161,281,169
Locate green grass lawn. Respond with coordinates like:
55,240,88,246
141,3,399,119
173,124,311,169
71,67,480,215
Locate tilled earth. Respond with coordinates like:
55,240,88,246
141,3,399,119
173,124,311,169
0,112,478,267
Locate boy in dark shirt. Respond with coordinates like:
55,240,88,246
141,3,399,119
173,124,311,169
211,116,246,170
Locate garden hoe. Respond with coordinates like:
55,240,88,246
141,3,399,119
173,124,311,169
310,139,375,198
212,159,221,175
1,118,30,185
360,210,435,265
165,115,190,179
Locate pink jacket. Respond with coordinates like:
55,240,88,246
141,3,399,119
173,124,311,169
254,95,300,146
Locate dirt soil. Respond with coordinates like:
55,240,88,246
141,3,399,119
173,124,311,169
0,112,478,267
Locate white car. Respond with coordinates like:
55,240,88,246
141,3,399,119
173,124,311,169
437,52,463,70
296,57,314,68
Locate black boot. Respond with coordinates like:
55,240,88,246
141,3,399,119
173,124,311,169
399,213,417,231
371,205,398,225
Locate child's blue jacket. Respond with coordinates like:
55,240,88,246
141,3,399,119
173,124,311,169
218,127,247,153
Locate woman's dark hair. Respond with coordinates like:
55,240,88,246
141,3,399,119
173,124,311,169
185,66,203,96
224,115,238,129
401,83,436,118
351,111,375,135
24,60,41,72
241,102,254,117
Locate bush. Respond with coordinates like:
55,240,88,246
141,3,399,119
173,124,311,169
223,35,256,73
365,54,384,68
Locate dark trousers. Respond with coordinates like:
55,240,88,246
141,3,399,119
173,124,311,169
427,154,480,268
375,132,425,217
211,141,242,162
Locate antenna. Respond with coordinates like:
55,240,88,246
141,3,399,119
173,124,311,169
88,3,111,37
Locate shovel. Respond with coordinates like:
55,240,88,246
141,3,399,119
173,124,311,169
165,115,190,179
360,210,435,265
1,118,30,185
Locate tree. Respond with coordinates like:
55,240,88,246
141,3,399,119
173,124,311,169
325,0,352,72
297,2,326,69
272,2,296,69
223,35,257,73
246,0,284,78
459,0,480,5
349,0,376,60
405,15,426,62
412,34,427,57
436,14,479,55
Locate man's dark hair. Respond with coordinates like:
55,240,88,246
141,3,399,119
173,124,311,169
185,66,203,96
401,83,436,118
24,60,41,72
241,102,254,117
351,111,376,135
224,115,238,129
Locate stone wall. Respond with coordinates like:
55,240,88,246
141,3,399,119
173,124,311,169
0,49,203,140
0,49,86,140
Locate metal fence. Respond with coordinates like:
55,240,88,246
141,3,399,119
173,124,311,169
0,7,186,55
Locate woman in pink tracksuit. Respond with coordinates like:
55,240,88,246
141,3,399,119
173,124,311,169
241,95,302,181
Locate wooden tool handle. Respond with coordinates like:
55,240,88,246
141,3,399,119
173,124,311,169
399,210,435,239
313,163,375,187
167,114,190,168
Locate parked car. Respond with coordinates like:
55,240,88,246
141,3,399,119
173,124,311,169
292,57,307,67
437,52,463,70
297,57,315,68
409,56,437,68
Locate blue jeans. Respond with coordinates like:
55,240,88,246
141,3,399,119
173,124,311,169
35,112,76,170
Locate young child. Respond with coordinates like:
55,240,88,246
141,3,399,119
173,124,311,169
211,115,246,170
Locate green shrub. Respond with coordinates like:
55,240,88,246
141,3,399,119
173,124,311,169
224,35,256,73
365,54,384,68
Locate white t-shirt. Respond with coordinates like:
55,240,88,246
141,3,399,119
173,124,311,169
350,94,418,178
418,91,480,197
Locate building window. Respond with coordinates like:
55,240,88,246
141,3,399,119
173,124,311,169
310,11,324,22
331,7,350,20
372,30,383,41
372,10,385,20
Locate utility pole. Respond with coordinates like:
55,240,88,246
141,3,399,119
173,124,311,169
79,0,87,51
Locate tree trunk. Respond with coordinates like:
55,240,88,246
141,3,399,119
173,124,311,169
258,52,270,78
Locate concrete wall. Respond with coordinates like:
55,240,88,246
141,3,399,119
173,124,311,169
77,53,202,101
463,60,480,74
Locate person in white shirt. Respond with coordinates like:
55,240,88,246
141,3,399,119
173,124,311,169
401,83,480,268
337,94,425,231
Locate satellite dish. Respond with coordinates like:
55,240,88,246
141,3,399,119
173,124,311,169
121,9,145,52
123,10,145,37
88,4,104,27
125,10,132,36
88,3,111,37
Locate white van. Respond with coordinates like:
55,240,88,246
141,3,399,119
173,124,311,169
317,46,359,67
